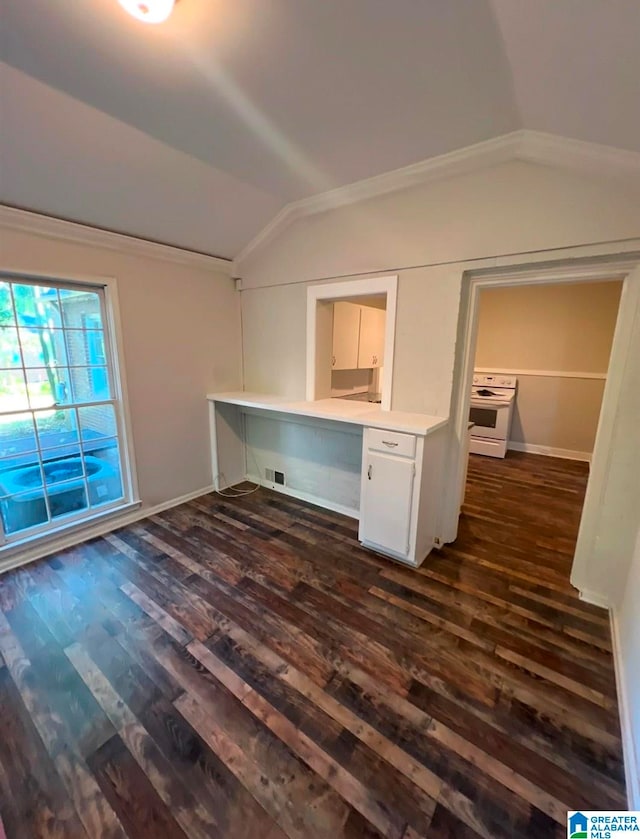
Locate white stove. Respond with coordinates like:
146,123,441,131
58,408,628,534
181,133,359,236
469,373,517,458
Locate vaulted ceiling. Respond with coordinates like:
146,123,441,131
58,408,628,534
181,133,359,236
2,0,639,259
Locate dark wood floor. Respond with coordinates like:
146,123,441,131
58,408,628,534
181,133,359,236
0,452,625,838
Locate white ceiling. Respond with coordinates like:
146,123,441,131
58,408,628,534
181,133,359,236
1,0,639,259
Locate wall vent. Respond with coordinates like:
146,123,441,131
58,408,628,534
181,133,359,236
274,471,285,485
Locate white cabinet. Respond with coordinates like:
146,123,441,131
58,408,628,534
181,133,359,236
360,451,415,555
332,303,385,371
357,306,385,369
332,302,360,370
359,425,446,567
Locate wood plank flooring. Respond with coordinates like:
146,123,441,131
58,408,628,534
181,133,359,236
0,452,626,838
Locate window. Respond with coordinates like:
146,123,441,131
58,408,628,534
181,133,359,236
0,276,133,544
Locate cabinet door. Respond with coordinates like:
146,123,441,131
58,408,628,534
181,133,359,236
357,306,385,369
360,452,414,556
332,302,360,370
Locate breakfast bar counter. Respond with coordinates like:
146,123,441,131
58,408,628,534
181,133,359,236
207,391,449,568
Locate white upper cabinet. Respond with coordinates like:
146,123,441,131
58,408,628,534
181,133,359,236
332,302,361,370
357,306,385,369
332,302,385,371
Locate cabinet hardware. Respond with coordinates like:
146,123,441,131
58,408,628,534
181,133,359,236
382,440,398,447
331,355,336,366
367,464,372,480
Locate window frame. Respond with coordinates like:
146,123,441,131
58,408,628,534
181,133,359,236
0,270,139,549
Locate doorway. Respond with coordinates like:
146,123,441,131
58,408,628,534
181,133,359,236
443,255,640,606
471,279,623,462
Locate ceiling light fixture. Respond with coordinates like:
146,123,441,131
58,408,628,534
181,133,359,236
118,0,175,24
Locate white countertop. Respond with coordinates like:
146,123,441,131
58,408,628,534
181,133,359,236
207,391,448,436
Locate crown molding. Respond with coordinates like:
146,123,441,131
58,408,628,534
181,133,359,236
0,205,234,274
234,130,640,271
519,131,640,181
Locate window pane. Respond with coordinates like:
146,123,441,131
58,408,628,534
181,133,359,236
0,489,49,534
69,366,110,403
1,459,45,490
13,285,62,329
0,283,16,327
0,412,37,457
46,478,88,520
0,453,39,476
0,369,28,412
59,288,103,330
0,327,22,368
66,329,106,368
78,404,117,441
42,455,86,487
35,408,80,450
26,368,73,409
85,446,123,507
19,328,68,368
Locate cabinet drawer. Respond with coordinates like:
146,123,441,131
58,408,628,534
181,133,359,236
367,428,416,458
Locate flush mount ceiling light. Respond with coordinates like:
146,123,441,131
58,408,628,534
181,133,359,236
118,0,175,24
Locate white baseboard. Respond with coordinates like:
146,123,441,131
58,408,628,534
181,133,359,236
507,441,592,463
578,588,611,609
610,611,640,809
0,485,214,576
247,473,359,520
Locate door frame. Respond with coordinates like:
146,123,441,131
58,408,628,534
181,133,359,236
441,253,640,604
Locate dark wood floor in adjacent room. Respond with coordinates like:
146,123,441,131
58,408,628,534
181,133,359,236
0,452,626,838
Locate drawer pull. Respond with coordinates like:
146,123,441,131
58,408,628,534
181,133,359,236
368,429,416,457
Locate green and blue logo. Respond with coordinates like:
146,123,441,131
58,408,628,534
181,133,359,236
568,811,640,837
569,812,588,839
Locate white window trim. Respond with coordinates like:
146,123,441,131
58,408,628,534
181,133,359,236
306,275,398,411
0,269,140,551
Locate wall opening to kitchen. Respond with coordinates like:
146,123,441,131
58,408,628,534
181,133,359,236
329,294,386,404
306,275,398,410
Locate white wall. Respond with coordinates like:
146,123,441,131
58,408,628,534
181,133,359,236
1,222,242,513
475,281,623,457
242,263,463,417
245,412,362,515
238,161,640,289
506,376,606,457
615,525,640,807
236,160,640,606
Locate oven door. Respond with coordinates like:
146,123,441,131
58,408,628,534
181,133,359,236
469,400,511,440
